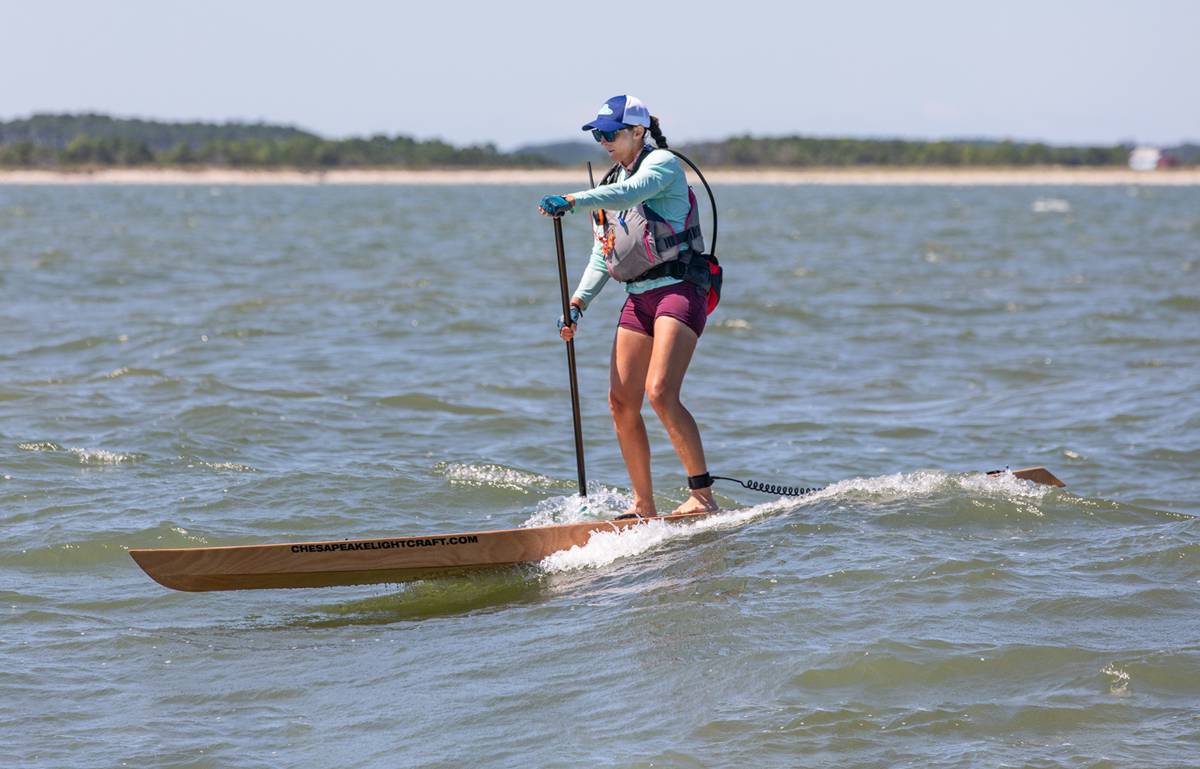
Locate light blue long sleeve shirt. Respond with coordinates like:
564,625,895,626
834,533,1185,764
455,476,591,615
566,147,693,309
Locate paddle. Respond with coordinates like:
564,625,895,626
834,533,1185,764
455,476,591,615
552,215,587,498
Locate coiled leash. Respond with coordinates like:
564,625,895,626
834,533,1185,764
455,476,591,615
690,472,823,497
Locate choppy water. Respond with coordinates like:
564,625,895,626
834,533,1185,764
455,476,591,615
2,183,1198,769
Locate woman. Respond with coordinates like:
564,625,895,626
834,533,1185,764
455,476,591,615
537,94,717,518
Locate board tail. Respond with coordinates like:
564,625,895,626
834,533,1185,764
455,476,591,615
990,466,1066,487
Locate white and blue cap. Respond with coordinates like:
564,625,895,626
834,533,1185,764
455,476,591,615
581,95,651,132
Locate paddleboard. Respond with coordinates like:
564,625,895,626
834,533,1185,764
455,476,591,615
129,466,1063,592
130,510,714,592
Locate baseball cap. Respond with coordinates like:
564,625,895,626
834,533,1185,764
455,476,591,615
581,95,651,132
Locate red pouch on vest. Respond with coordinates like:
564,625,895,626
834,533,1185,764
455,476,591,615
703,254,722,315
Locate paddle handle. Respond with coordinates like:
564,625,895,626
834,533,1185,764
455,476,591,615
553,216,587,497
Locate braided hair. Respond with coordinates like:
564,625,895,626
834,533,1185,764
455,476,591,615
648,116,669,148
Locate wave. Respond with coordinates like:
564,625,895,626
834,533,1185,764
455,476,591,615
785,642,1200,696
15,442,143,465
376,393,503,415
2,334,109,361
69,448,144,465
434,462,568,494
1158,294,1200,312
1074,539,1200,575
179,457,258,473
788,642,1097,690
1,525,208,569
1020,587,1199,620
101,366,168,380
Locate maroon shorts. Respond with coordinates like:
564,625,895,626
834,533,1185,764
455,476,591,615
618,282,708,338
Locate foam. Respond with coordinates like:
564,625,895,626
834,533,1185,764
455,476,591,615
532,470,1054,575
956,471,1055,501
1102,663,1131,696
521,485,634,528
17,441,62,452
185,459,257,472
716,318,752,330
823,469,1053,502
69,447,141,465
1032,197,1071,213
538,497,795,574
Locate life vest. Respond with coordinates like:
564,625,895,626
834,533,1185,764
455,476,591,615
592,148,722,314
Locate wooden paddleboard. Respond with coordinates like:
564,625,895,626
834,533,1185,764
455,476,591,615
129,466,1063,592
129,510,715,592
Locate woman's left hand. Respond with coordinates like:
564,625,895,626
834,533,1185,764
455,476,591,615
557,305,583,341
538,194,574,217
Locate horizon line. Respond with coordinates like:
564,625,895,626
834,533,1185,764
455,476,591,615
2,110,1197,150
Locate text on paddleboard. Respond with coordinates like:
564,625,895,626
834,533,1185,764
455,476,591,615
291,536,480,553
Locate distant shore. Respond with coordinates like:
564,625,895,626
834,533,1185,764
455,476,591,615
3,166,1200,186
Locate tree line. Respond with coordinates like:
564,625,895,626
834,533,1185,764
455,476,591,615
0,113,312,151
0,113,1189,168
0,113,546,168
0,134,543,168
681,135,1132,167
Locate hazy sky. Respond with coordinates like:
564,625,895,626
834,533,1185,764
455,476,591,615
3,0,1196,148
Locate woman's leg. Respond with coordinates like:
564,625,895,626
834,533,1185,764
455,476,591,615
646,316,718,514
609,326,657,516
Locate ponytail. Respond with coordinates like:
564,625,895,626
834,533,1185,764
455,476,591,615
648,116,669,149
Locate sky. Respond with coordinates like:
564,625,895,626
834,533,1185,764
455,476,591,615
2,0,1197,149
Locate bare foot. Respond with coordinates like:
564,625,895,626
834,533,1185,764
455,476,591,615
671,491,719,515
615,502,658,520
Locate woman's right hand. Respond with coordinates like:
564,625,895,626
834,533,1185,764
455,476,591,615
538,194,575,217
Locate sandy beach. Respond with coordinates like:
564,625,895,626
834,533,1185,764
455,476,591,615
2,166,1199,186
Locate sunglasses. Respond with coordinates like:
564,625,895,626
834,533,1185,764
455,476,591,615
591,127,628,143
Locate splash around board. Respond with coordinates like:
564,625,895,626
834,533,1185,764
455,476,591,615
128,467,1063,592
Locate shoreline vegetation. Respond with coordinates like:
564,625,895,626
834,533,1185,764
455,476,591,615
4,166,1200,185
2,113,1198,185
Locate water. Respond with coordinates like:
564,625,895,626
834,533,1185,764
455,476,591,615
2,183,1198,768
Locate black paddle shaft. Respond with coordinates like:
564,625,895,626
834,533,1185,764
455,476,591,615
552,216,587,497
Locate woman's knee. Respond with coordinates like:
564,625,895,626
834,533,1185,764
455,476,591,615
646,380,681,415
609,386,643,417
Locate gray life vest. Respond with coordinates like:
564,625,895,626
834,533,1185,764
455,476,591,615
592,148,708,286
